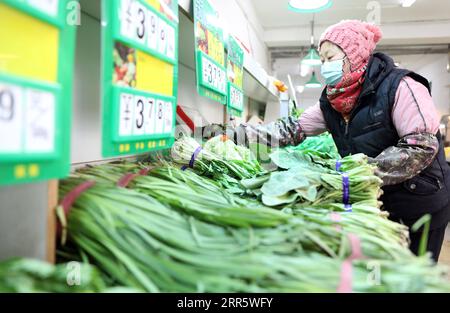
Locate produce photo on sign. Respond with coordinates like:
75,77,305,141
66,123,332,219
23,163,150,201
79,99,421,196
227,60,243,87
113,42,137,88
196,21,209,55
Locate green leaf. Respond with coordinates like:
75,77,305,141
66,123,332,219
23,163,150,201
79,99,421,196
270,150,312,170
261,170,309,197
262,193,299,207
295,185,318,202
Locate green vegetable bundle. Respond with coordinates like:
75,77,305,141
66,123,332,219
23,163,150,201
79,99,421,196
0,258,106,293
57,174,450,292
74,162,411,260
75,162,289,228
243,151,382,209
171,135,265,188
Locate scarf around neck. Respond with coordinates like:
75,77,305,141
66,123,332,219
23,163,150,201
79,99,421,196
326,64,368,118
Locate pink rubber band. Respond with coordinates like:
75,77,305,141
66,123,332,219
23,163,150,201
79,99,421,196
117,173,139,188
117,168,151,188
57,180,96,237
337,234,363,293
330,212,342,231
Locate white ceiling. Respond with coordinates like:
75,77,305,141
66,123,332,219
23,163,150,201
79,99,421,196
251,0,450,29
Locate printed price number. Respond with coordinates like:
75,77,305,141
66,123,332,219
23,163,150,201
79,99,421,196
118,92,173,138
229,85,243,110
0,83,56,155
119,0,176,61
202,56,226,94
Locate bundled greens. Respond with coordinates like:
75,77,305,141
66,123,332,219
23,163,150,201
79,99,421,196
57,173,450,292
75,162,289,228
171,135,265,188
68,162,410,260
0,258,106,293
49,134,450,293
242,151,382,209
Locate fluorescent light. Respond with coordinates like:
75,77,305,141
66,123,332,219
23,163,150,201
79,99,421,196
300,64,311,77
301,48,322,66
296,86,305,93
401,0,416,8
288,0,333,13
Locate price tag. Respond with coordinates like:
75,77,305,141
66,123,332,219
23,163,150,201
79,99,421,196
163,102,173,134
0,0,77,185
201,55,226,94
118,0,176,62
0,84,23,154
24,89,55,153
103,0,178,156
116,91,174,139
27,0,59,17
133,96,146,135
226,36,245,116
119,93,134,136
157,19,168,56
0,83,56,155
155,100,165,134
229,85,244,111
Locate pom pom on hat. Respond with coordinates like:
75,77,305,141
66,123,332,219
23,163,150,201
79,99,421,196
319,20,383,70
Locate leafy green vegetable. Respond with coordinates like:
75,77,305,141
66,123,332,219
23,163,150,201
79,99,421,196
171,135,265,188
53,161,450,293
261,170,309,197
0,258,106,293
284,133,340,159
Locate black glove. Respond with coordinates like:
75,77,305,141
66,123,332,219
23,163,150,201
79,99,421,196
210,117,305,148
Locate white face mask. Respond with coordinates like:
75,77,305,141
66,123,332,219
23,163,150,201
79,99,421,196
321,58,346,86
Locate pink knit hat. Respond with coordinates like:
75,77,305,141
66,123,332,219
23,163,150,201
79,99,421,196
319,20,383,71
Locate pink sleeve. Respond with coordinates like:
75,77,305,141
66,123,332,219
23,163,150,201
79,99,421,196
299,102,328,136
392,76,440,138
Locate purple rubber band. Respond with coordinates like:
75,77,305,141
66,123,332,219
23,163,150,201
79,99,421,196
189,146,203,168
336,160,342,172
342,173,350,206
344,204,353,213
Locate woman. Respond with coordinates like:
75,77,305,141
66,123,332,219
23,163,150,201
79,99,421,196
224,20,450,261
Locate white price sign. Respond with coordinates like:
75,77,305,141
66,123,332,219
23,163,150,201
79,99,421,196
119,0,176,62
229,85,244,110
201,55,226,94
0,83,56,155
118,92,173,138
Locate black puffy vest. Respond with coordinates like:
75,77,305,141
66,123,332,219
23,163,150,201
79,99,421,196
320,53,450,229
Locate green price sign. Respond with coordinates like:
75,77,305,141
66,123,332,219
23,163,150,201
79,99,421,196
226,36,244,116
193,0,226,104
101,0,179,157
0,0,77,186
